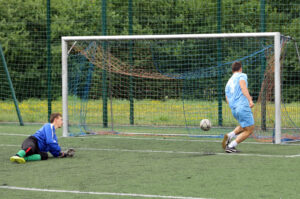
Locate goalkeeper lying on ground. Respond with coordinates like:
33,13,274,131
10,113,74,164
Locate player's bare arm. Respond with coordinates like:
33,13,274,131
239,80,254,108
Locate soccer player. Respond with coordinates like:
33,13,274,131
10,113,66,163
222,61,255,153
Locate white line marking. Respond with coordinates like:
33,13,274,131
1,144,298,158
0,186,213,199
286,154,300,158
76,147,298,158
76,136,224,143
1,132,300,146
0,144,19,147
0,133,29,137
66,134,300,146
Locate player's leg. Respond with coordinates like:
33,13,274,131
14,137,35,158
222,126,243,149
22,137,48,161
10,136,40,163
24,154,41,161
222,107,244,149
21,136,40,155
39,152,48,160
23,152,48,161
226,106,254,153
235,125,255,143
226,125,254,153
10,136,33,163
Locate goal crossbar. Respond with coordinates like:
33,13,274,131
61,32,281,144
62,32,280,41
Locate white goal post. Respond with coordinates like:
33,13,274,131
61,32,282,143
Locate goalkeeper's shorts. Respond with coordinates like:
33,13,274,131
231,105,254,128
21,136,48,160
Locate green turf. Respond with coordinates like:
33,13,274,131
1,124,300,199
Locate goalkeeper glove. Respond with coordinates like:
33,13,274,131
59,148,75,158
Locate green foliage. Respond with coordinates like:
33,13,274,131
0,0,47,100
0,0,299,101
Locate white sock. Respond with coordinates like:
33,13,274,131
228,140,238,148
227,131,236,139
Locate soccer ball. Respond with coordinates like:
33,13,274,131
200,119,211,131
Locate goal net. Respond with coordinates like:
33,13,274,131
62,33,300,143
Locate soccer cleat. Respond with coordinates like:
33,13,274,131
225,146,241,153
222,134,232,149
10,155,26,164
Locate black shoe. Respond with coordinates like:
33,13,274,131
225,146,241,153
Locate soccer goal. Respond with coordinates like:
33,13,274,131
62,32,297,144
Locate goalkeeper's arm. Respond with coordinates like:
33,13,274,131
59,151,67,158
